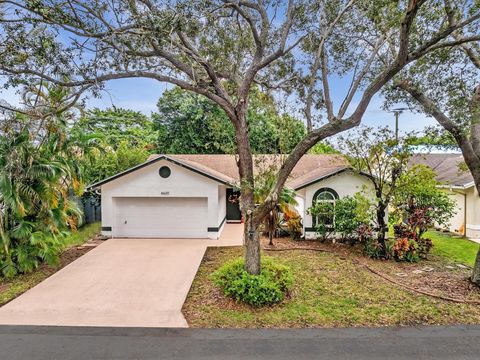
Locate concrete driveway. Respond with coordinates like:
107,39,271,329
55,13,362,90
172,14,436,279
0,224,243,328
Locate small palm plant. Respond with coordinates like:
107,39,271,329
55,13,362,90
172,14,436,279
254,170,299,246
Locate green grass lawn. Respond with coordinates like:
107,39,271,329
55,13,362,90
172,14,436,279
425,231,479,267
183,246,480,328
0,222,101,306
63,222,102,248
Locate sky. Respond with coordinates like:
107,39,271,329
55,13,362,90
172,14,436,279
1,75,437,137
0,0,440,137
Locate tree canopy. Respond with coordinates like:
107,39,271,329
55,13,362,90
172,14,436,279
337,126,416,252
154,87,305,154
73,108,156,184
75,107,157,151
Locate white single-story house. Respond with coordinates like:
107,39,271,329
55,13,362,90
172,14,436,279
410,153,480,240
90,154,375,239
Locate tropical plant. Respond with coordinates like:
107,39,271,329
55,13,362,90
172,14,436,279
392,165,456,240
279,203,303,240
0,118,82,277
392,238,419,263
254,170,299,245
389,165,455,259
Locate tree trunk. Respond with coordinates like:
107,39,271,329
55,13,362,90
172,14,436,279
244,212,261,275
268,212,274,246
376,202,387,255
473,247,480,286
232,103,261,275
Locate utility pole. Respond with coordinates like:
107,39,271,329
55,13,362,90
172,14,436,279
389,107,408,141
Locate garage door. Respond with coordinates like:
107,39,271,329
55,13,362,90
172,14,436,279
114,197,208,238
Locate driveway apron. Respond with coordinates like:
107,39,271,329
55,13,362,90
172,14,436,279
0,239,210,327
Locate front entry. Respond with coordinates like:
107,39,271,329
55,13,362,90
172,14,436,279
226,188,242,222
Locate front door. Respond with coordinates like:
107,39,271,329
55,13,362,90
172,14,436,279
226,188,242,222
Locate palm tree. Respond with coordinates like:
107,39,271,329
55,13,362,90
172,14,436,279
0,102,83,277
254,171,299,246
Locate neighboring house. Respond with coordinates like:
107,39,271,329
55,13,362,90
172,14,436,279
410,153,480,239
89,154,374,239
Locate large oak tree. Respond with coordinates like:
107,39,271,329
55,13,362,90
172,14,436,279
1,0,478,274
387,1,480,285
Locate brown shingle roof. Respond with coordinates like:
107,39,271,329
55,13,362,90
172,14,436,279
146,154,348,189
409,153,474,187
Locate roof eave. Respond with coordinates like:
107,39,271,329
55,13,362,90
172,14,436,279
437,182,475,190
293,168,371,191
86,155,233,190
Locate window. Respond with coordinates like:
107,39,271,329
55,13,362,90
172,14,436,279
159,166,171,178
313,188,338,227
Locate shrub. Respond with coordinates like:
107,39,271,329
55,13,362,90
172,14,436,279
417,237,433,259
363,237,384,259
392,238,419,262
279,204,303,240
393,223,434,260
392,165,456,240
211,257,293,307
307,193,376,244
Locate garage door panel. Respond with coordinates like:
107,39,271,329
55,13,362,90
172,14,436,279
114,197,208,238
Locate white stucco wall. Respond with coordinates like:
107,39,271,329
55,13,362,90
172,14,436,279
441,189,466,235
300,171,375,239
217,185,227,232
466,186,480,239
440,186,480,239
100,159,226,239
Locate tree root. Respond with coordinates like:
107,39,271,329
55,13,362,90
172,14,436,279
355,259,480,305
262,246,333,253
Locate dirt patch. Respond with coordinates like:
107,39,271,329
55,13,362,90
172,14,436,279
365,257,480,302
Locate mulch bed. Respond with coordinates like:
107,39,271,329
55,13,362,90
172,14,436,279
261,236,480,303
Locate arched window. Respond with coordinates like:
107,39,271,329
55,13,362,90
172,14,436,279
313,188,339,227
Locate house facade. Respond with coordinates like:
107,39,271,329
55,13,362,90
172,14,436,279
90,154,375,239
410,154,480,240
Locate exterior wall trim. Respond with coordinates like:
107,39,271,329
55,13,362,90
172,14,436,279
208,216,227,232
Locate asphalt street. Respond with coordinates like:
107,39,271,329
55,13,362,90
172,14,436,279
0,325,479,359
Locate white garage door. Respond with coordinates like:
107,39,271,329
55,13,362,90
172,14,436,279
114,197,208,238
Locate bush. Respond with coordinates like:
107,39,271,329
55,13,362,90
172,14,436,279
393,224,434,260
417,237,433,259
307,193,375,244
363,237,384,259
392,238,419,262
211,257,293,307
